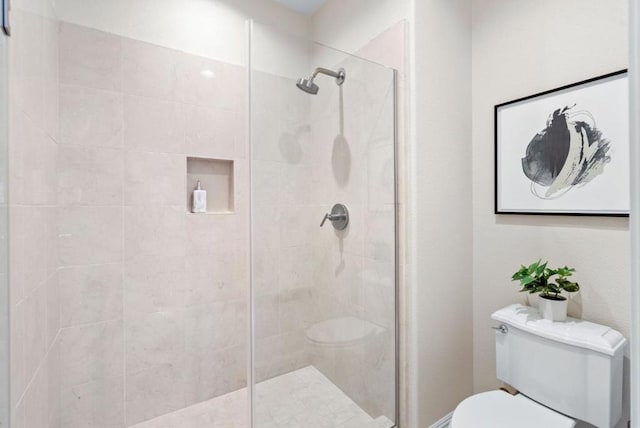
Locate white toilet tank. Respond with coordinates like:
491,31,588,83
492,304,626,428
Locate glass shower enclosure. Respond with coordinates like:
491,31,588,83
249,22,398,427
2,8,398,426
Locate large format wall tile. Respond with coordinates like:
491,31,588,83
59,23,122,92
59,320,123,388
124,256,186,316
61,377,125,428
183,300,246,352
124,206,186,262
184,104,239,158
251,160,282,206
24,287,47,390
10,111,57,205
10,302,25,409
364,209,395,262
184,252,245,307
177,55,225,108
184,213,239,254
254,331,308,383
122,38,183,101
59,264,123,327
10,207,57,299
12,10,44,127
183,343,246,405
59,84,123,148
57,146,124,206
24,361,48,428
47,339,61,428
43,16,60,142
124,150,185,206
58,206,123,266
125,364,185,425
125,311,185,374
45,273,59,349
361,259,395,329
123,95,186,153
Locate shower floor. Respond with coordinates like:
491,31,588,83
131,366,393,428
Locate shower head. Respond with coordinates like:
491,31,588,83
295,67,345,95
296,78,320,94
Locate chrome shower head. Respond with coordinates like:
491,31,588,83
295,67,345,95
296,78,319,95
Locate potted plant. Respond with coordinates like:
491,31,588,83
511,260,580,321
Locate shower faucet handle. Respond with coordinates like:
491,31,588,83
320,204,349,230
320,213,331,227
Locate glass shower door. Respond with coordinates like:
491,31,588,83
250,22,397,428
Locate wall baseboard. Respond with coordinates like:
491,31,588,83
429,411,453,428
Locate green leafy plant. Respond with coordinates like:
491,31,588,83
511,260,580,301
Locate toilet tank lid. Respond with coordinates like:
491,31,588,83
492,304,626,356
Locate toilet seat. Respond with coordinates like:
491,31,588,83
450,390,576,428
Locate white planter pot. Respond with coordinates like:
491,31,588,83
539,296,568,322
526,293,540,309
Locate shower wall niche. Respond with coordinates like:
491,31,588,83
186,157,235,214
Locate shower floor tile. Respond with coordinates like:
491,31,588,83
130,366,394,428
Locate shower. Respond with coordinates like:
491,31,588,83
296,66,346,94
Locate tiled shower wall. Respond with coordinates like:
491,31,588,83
251,24,398,421
17,19,251,427
252,67,324,382
9,0,61,427
306,51,396,419
9,11,401,428
55,22,250,426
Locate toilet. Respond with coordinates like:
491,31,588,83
451,304,626,428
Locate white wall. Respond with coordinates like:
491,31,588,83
54,0,309,67
472,0,630,397
411,0,474,426
311,0,409,55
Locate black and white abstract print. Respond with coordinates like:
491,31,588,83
521,105,612,199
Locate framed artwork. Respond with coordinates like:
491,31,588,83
495,70,629,216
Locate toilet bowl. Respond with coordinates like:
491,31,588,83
450,390,575,428
449,304,626,428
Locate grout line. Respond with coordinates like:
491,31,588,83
13,313,61,412
58,317,122,330
119,33,128,426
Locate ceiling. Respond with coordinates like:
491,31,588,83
272,0,326,15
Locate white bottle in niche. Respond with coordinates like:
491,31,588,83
192,180,207,213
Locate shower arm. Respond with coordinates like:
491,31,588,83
308,67,346,86
310,67,341,80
